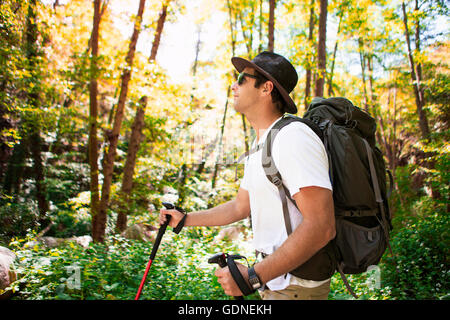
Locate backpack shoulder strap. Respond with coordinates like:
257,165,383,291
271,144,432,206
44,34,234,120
262,115,323,236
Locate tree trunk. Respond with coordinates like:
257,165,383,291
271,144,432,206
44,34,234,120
116,96,147,232
258,0,263,52
304,0,315,109
366,54,386,151
149,2,168,62
29,131,49,222
238,11,253,55
210,0,246,187
358,38,369,113
89,0,101,239
95,0,146,243
367,54,376,114
383,87,394,170
327,11,342,96
212,85,231,189
26,0,49,222
2,140,27,195
227,0,237,55
192,26,201,76
268,0,275,52
404,1,439,199
86,0,109,54
0,82,14,182
315,0,327,97
401,1,430,139
116,2,168,232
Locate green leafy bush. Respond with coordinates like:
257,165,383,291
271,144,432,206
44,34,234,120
0,200,40,246
6,227,258,300
381,210,449,299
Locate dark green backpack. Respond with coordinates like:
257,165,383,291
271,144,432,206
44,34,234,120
250,97,393,298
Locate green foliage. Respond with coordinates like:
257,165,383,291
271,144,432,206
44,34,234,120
7,229,258,300
0,200,40,246
382,210,449,299
329,268,392,300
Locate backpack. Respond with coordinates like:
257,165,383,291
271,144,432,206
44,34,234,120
240,97,393,298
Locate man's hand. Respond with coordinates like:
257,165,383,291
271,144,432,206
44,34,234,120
159,208,184,228
215,262,249,296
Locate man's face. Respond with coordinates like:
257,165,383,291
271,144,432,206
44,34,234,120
231,67,261,115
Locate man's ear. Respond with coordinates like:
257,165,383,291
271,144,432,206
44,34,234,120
262,81,274,95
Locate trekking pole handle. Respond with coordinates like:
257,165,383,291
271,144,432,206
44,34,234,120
161,201,187,235
208,253,244,300
161,202,174,225
162,202,176,211
208,252,228,268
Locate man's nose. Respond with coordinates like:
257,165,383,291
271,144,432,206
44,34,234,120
231,80,238,91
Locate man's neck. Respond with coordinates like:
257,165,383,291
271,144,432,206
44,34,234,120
246,111,283,141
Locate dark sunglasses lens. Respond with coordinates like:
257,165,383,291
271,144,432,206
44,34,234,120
237,72,244,85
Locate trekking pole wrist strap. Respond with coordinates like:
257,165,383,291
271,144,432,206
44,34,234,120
173,213,186,234
226,255,255,296
173,206,186,234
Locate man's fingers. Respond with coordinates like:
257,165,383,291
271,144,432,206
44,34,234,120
159,209,171,225
159,209,183,227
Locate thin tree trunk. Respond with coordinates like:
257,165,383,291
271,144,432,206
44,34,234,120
192,26,201,76
258,0,263,52
116,96,148,232
401,1,430,139
95,0,146,243
315,0,327,97
29,132,48,222
212,85,231,189
304,0,315,109
2,140,27,195
268,0,275,52
238,11,253,55
327,11,342,96
367,54,376,114
26,0,49,222
358,38,369,113
392,83,398,171
86,0,109,54
116,2,169,232
365,54,384,150
191,26,202,173
149,2,168,62
89,0,101,239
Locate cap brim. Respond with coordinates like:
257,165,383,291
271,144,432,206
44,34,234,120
231,57,297,114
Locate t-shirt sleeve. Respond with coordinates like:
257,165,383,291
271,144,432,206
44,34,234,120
240,162,250,191
272,122,332,197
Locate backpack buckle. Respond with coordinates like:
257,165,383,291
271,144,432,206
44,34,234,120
271,175,283,187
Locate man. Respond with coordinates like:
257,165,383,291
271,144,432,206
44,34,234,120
160,51,336,300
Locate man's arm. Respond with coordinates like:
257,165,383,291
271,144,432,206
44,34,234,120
253,186,335,284
215,186,335,296
159,187,251,228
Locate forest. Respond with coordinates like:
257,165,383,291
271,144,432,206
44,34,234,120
0,0,448,300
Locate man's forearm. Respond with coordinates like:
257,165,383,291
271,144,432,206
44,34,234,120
185,199,248,227
254,218,335,285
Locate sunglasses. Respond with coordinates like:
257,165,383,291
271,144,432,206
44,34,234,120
237,72,259,85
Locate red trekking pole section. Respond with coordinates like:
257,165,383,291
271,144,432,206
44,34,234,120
134,202,173,300
134,259,153,300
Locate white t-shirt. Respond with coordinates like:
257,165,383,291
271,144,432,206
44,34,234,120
240,117,333,290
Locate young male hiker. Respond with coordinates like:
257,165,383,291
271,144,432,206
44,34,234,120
160,51,336,300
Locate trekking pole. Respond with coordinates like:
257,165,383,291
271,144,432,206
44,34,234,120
208,253,244,300
134,202,175,300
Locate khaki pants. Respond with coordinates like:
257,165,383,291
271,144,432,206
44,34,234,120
259,280,331,300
